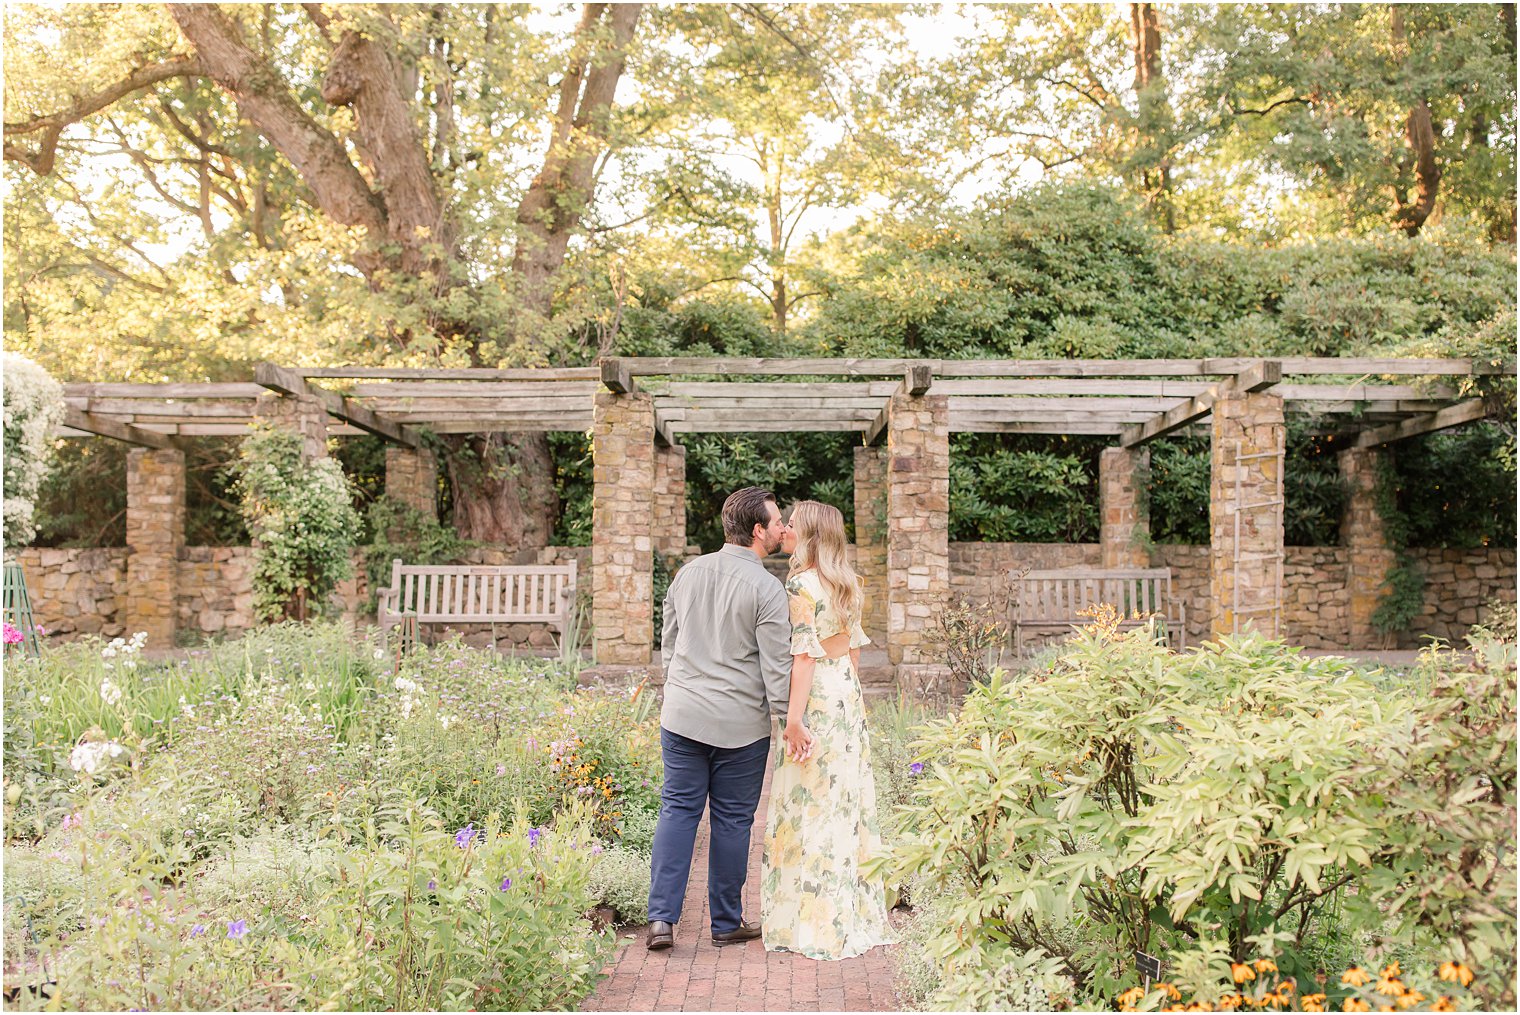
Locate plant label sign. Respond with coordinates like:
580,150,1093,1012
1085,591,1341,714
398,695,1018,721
1135,950,1163,981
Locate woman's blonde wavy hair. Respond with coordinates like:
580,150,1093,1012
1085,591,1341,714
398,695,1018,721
787,500,862,631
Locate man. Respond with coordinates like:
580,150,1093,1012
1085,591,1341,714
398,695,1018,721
645,486,803,951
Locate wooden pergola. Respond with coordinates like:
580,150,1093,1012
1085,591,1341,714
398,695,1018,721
58,356,1499,446
51,356,1513,671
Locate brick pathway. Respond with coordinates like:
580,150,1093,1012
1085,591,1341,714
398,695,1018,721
580,743,904,1012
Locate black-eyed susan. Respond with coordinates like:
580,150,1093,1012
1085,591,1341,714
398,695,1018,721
1374,971,1405,996
1342,1000,1370,1012
1156,982,1182,1001
1341,967,1372,987
1255,959,1279,973
1429,996,1457,1012
1436,962,1474,988
1393,990,1424,1011
1233,963,1257,984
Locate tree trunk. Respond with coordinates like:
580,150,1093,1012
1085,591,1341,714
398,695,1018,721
766,147,788,334
1130,2,1174,234
1390,5,1441,236
444,432,560,546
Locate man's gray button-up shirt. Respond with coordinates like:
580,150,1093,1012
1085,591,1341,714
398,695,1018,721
659,543,792,748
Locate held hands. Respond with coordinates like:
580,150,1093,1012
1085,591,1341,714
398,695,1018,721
783,719,815,764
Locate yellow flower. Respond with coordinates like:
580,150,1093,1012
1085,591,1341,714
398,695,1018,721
1429,996,1456,1011
1393,990,1424,1010
1233,963,1257,983
1342,1000,1370,1013
1373,974,1405,997
1341,967,1372,987
1436,962,1474,988
1255,959,1279,973
1156,982,1182,1001
1380,962,1402,980
1117,986,1146,1010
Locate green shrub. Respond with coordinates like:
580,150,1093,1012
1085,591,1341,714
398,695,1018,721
870,616,1487,1006
232,424,361,622
587,845,652,924
1,352,65,547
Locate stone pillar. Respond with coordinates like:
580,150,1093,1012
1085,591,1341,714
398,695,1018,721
385,447,438,521
591,391,656,666
125,448,185,648
1209,383,1285,638
1100,446,1152,568
1339,446,1395,650
885,392,951,668
652,442,687,559
854,444,889,647
254,391,329,462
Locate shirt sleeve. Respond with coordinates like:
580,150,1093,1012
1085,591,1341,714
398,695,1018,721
757,582,793,718
785,576,828,658
660,567,680,672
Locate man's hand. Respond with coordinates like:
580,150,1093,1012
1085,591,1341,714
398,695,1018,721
783,720,814,764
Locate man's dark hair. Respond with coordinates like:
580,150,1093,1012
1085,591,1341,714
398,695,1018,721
722,487,777,546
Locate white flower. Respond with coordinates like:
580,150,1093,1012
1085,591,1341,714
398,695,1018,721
374,648,386,661
68,740,126,775
100,679,123,706
394,677,417,694
38,695,51,706
438,714,452,730
128,631,147,650
399,698,415,719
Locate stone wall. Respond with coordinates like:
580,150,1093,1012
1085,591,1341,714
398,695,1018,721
948,541,1515,651
1398,547,1518,647
21,544,592,649
14,548,130,639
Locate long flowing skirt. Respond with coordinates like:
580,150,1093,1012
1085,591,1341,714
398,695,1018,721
761,654,896,960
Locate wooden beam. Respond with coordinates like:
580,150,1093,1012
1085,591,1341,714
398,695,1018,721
255,362,420,448
905,363,933,395
65,383,267,398
299,367,600,381
668,420,868,434
652,413,678,447
1353,398,1493,448
66,398,259,417
663,381,901,398
61,407,176,448
1119,360,1282,447
600,357,635,394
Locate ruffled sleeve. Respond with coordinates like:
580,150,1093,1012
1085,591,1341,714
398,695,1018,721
785,575,827,658
850,616,871,649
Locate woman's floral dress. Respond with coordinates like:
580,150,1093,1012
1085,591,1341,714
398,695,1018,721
761,569,896,960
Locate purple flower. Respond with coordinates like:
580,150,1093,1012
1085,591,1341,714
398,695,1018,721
189,924,206,938
527,827,542,848
495,763,507,777
226,919,248,940
455,823,477,849
500,877,512,891
909,762,925,776
591,844,604,856
427,879,437,891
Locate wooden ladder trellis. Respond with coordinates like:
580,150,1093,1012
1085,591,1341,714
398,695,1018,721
2,561,42,658
1229,436,1285,636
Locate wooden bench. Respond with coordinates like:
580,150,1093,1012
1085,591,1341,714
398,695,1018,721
378,560,578,650
1011,567,1186,656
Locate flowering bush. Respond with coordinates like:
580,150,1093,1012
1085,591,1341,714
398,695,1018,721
232,423,361,622
2,352,65,546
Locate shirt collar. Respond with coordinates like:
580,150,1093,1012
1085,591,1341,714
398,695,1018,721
720,542,766,565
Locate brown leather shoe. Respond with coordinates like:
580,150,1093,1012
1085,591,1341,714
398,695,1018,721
711,920,762,946
646,920,674,951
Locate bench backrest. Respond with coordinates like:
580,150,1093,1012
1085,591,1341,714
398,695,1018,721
1014,567,1174,622
388,560,577,622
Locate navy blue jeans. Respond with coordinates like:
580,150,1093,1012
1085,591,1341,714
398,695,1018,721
647,727,770,934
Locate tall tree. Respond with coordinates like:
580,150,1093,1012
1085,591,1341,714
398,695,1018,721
5,3,642,545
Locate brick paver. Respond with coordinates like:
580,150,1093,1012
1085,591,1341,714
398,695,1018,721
580,743,904,1012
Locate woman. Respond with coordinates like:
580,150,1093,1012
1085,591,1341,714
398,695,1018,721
760,500,896,960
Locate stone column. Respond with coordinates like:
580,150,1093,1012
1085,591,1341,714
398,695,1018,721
885,392,951,668
853,444,889,646
125,448,185,648
1209,383,1286,638
652,442,687,559
591,391,656,666
254,391,329,462
385,447,438,521
1339,446,1395,650
1099,446,1152,568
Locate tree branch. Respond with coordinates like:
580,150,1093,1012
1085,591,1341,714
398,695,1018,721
169,3,388,269
4,55,204,175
